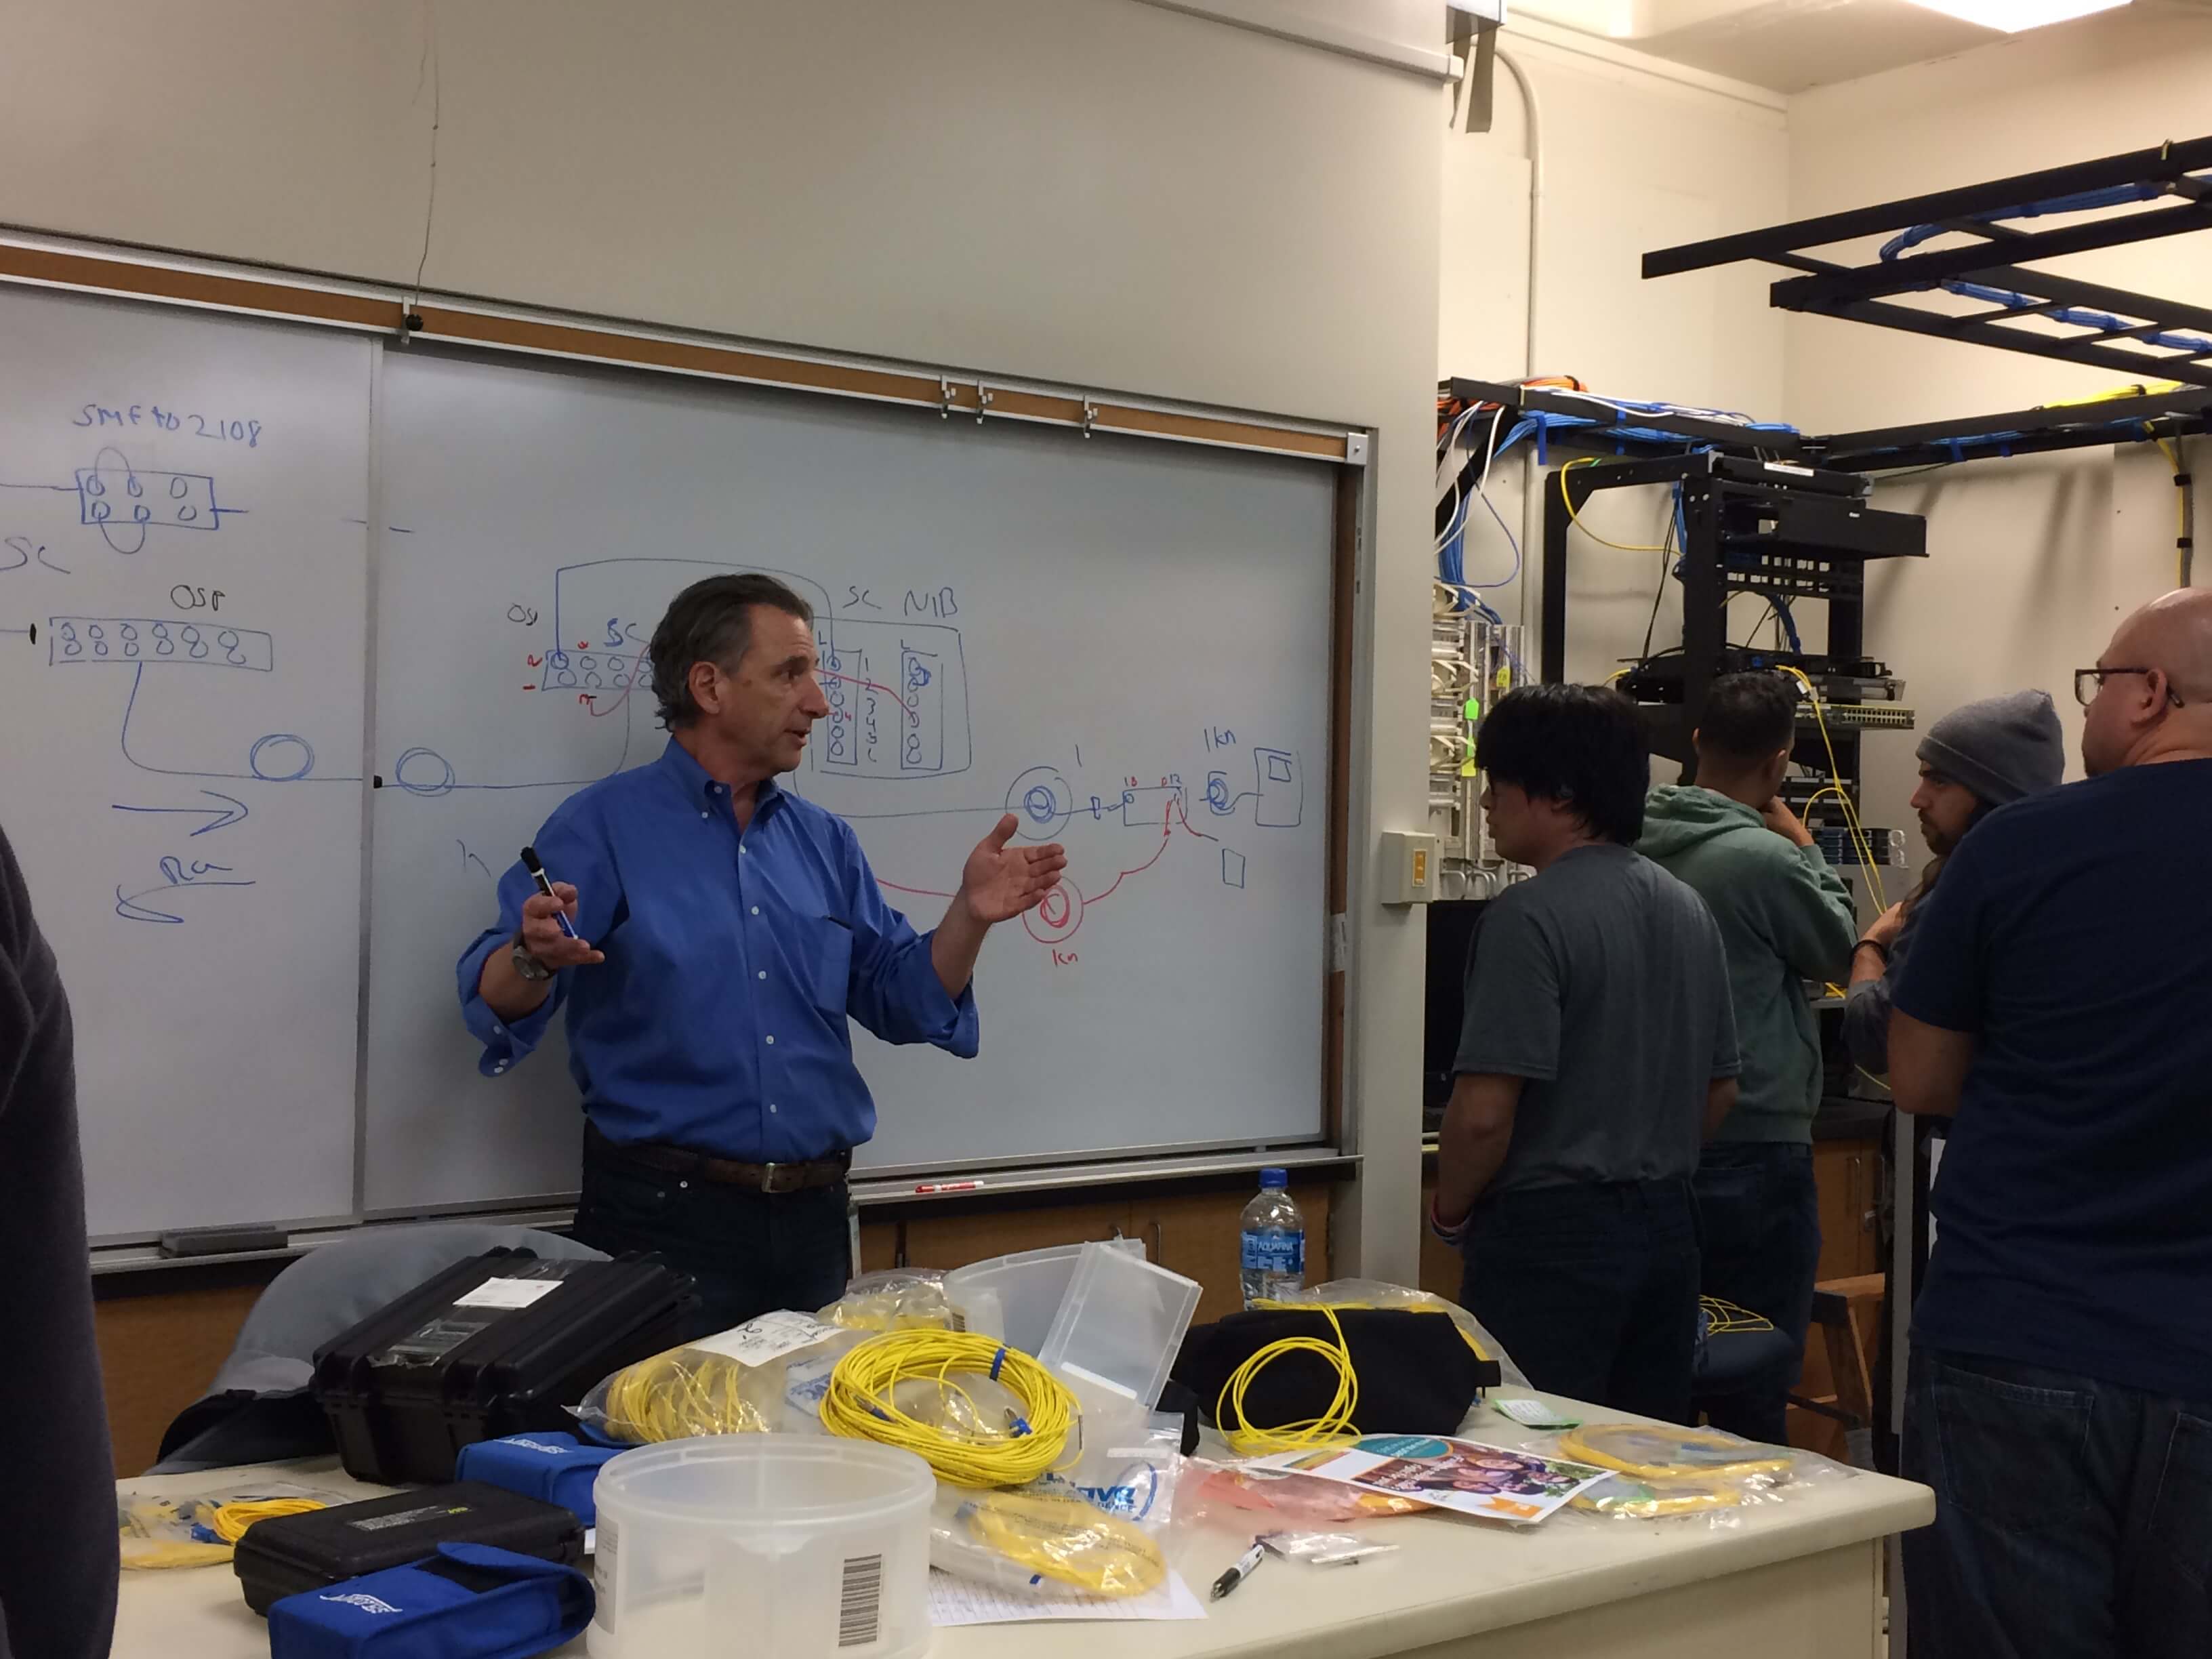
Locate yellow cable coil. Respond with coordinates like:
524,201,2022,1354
602,1345,784,1441
1558,1424,1793,1480
1216,1303,1360,1457
210,1497,326,1543
954,1490,1168,1597
821,1330,1076,1488
1569,1472,1748,1517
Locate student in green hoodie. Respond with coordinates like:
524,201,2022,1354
1637,671,1857,1446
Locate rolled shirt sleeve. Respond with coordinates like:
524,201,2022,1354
455,802,617,1076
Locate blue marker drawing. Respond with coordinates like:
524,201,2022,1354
1252,749,1304,829
1004,766,1074,842
2,535,68,574
114,855,255,924
110,659,361,785
110,790,249,836
1221,849,1246,889
52,617,271,671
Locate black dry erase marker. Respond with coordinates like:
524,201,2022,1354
1211,1540,1265,1603
519,846,580,940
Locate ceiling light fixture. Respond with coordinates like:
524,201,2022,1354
1900,0,2129,33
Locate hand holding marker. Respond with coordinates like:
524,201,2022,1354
518,846,604,968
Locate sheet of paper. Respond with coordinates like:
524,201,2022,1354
453,1276,563,1310
689,1309,838,1364
927,1568,1206,1625
1248,1434,1610,1525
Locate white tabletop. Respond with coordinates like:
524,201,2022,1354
114,1399,1933,1659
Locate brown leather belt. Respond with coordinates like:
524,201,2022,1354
586,1122,850,1195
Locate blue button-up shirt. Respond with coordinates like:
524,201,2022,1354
456,738,977,1161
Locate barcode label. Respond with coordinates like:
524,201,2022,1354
838,1552,883,1649
592,1514,619,1633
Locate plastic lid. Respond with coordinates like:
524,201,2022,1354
1260,1168,1288,1189
594,1433,933,1526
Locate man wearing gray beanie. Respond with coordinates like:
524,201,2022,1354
1841,689,2064,1073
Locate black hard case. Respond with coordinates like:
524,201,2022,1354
310,1248,689,1483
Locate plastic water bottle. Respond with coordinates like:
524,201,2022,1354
1240,1169,1307,1307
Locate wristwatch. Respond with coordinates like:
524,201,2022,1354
510,937,554,982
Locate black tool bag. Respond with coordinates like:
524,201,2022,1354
311,1248,691,1483
1170,1308,1500,1439
233,1481,585,1616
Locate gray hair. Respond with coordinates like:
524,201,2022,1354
647,573,815,729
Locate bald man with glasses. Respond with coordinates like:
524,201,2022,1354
1888,589,2212,1659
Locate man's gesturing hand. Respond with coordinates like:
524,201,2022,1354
519,882,604,968
958,814,1068,925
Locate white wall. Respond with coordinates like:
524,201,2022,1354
1788,8,2212,863
0,1,1444,1278
1441,24,1793,684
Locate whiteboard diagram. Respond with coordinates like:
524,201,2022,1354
362,349,1332,1209
1,285,1333,1235
0,287,372,1237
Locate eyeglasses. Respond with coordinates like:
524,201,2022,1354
2074,668,2186,710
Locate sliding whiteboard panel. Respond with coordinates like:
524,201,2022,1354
0,289,371,1235
363,351,1331,1210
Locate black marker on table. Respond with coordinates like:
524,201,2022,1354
1211,1540,1265,1603
519,846,579,940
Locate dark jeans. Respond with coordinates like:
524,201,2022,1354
1903,1347,2212,1659
573,1139,853,1341
1691,1141,1820,1446
1458,1179,1700,1425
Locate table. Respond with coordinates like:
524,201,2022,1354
115,1397,1932,1659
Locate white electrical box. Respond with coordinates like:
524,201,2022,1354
1380,830,1441,905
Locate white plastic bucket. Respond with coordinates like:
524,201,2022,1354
589,1433,934,1659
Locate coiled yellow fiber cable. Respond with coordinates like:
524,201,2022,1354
210,1497,327,1542
954,1490,1167,1597
600,1346,782,1441
1216,1303,1360,1456
821,1331,1076,1488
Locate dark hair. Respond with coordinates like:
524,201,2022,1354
1475,683,1648,846
648,573,815,729
1698,671,1799,764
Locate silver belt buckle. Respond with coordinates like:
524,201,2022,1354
762,1160,793,1195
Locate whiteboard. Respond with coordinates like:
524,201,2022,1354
0,289,372,1236
362,351,1333,1210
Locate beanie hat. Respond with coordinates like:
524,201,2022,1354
1917,690,2066,806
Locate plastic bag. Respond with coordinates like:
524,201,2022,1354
1177,1458,1430,1528
1035,1409,1185,1529
571,1309,863,1443
1464,1419,1860,1527
1568,1472,1754,1519
118,1481,342,1570
1258,1530,1398,1566
1254,1278,1528,1389
819,1269,962,1333
928,1486,1169,1599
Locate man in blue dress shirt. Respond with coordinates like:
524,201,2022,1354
457,573,1065,1332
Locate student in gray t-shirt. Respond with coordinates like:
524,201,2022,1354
1431,684,1740,1425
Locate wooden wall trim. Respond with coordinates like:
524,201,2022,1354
0,239,1355,464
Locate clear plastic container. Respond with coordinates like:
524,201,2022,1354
1240,1169,1307,1307
1036,1241,1201,1412
941,1238,1143,1355
588,1434,934,1659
